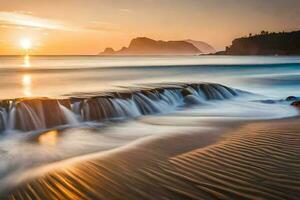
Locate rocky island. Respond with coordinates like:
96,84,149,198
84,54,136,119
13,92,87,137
100,37,215,55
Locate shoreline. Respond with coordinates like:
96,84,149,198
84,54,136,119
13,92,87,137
1,116,300,199
1,117,242,193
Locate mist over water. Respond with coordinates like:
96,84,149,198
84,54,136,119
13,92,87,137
0,55,300,98
0,55,299,188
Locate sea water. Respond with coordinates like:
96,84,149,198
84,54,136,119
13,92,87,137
0,55,299,188
0,55,299,98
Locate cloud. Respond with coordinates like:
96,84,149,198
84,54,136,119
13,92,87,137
0,12,119,33
86,21,120,31
119,8,132,13
0,12,77,31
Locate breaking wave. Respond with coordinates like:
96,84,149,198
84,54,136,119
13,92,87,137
0,83,239,133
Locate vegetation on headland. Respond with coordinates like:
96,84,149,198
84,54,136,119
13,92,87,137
217,30,300,55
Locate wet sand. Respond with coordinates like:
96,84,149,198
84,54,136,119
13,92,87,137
1,118,300,200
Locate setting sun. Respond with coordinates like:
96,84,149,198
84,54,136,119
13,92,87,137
20,38,32,50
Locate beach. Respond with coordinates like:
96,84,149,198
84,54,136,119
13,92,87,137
1,116,299,200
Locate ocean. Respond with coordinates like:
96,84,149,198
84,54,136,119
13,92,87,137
1,55,300,98
0,55,299,190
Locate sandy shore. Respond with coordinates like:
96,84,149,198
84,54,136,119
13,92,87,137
1,117,300,200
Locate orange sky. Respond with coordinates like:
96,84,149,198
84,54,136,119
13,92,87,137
0,0,299,55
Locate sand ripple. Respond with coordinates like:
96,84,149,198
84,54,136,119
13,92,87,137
2,119,300,200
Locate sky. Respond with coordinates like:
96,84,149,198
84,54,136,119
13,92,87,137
0,0,299,55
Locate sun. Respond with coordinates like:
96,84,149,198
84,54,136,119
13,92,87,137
20,38,32,50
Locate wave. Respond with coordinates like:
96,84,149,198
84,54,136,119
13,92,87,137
0,83,240,133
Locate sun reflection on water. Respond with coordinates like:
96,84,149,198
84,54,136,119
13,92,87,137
38,130,58,146
22,74,32,97
22,74,31,86
22,55,31,68
21,55,33,97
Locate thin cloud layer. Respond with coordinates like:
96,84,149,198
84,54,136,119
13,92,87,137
86,21,120,31
0,12,119,32
119,8,132,13
0,12,71,30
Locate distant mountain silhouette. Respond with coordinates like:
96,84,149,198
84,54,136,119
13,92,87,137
185,39,216,54
100,37,213,55
217,30,300,55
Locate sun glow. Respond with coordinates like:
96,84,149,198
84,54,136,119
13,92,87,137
20,38,32,50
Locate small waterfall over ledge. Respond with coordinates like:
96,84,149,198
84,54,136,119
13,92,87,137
0,83,239,132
